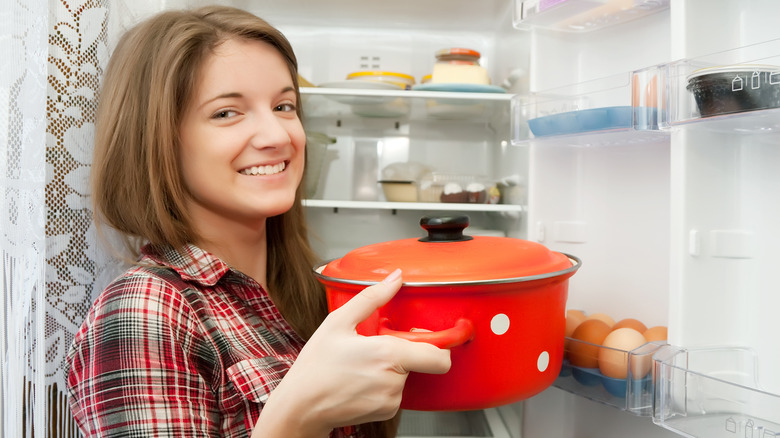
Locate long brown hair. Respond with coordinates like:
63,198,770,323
92,4,326,338
91,6,397,436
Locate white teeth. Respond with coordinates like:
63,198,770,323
240,161,286,176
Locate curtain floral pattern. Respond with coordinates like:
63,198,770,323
2,0,120,436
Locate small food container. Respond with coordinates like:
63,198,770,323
378,180,418,202
346,70,416,90
687,64,780,117
379,162,430,202
429,48,491,86
314,216,581,411
418,172,498,204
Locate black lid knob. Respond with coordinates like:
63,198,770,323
419,216,473,242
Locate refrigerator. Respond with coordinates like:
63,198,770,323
112,0,780,437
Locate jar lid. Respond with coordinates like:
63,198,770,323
686,64,780,81
346,71,416,82
435,48,481,60
319,216,579,285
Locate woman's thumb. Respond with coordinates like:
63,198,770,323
332,269,403,328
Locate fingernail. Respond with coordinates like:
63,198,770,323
381,268,402,284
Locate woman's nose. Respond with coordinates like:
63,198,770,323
250,111,290,149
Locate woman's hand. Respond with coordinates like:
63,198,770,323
253,269,452,438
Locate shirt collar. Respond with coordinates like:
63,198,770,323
141,243,233,287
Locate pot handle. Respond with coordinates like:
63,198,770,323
377,318,474,349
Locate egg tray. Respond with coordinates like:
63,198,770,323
553,338,666,416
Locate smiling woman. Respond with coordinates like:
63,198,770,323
64,5,451,438
177,37,306,273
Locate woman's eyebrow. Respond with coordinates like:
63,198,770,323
199,92,243,110
198,85,296,110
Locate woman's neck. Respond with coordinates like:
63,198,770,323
195,219,269,288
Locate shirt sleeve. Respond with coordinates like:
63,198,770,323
66,273,221,437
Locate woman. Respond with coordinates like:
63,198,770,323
65,5,450,437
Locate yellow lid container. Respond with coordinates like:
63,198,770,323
346,71,416,90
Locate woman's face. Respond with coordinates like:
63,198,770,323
178,38,305,234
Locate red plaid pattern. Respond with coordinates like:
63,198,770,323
66,244,361,437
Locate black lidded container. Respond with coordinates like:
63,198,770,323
687,64,780,117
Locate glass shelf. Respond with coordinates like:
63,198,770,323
303,199,526,213
301,87,514,123
513,0,670,33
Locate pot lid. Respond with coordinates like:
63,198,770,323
320,216,578,285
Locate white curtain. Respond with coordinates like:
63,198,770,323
1,0,120,436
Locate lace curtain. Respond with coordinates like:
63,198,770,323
1,0,155,436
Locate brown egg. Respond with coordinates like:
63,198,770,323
613,318,648,334
599,328,649,379
585,312,615,328
565,309,587,337
569,319,611,368
644,326,668,342
564,309,588,359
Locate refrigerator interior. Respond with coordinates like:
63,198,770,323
106,0,780,437
518,1,780,437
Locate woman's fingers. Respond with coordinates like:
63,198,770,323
326,269,452,375
387,336,452,375
329,268,403,328
320,269,451,374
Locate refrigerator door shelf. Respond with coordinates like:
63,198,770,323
527,106,659,137
653,347,780,438
513,0,670,33
556,341,780,434
662,39,780,126
554,338,666,416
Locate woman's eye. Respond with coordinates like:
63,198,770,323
275,103,296,112
213,109,237,119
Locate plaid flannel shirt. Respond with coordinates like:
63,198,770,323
66,243,361,437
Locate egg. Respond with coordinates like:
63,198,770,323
613,318,647,334
569,319,611,368
598,328,649,379
585,312,615,328
564,309,588,359
644,325,668,342
565,309,587,337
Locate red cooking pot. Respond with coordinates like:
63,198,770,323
314,216,581,411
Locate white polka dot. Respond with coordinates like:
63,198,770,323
490,313,510,335
537,351,550,372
